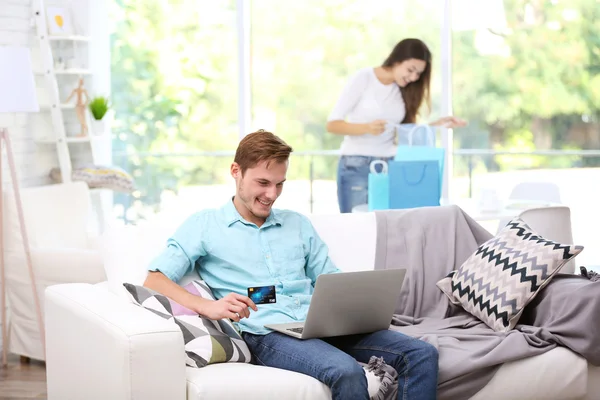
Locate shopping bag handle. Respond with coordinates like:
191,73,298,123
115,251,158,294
388,123,435,147
406,124,434,146
369,160,388,175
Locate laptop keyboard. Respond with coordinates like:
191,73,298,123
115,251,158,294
287,327,304,334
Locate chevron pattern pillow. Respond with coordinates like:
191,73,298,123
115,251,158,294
124,280,251,368
437,218,584,332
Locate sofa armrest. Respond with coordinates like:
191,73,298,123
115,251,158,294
45,283,186,400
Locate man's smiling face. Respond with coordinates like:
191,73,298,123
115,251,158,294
231,159,287,225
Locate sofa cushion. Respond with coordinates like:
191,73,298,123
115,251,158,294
185,362,385,400
307,212,376,273
436,217,584,332
102,212,377,303
4,181,91,250
186,363,331,400
469,346,588,400
123,281,251,368
102,219,195,301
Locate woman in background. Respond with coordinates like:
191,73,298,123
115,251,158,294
326,38,467,213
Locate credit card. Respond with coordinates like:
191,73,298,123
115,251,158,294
247,285,276,304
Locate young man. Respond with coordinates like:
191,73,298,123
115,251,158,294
144,130,439,400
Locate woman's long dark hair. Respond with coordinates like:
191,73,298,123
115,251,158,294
382,38,431,124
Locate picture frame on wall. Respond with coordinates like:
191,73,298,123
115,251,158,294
46,6,74,36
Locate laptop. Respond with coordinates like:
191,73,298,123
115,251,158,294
264,269,406,340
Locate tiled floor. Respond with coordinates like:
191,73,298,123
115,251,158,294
0,355,47,399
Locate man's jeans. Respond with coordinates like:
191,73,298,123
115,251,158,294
337,155,393,213
243,329,439,400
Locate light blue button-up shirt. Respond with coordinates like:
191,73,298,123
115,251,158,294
147,199,341,335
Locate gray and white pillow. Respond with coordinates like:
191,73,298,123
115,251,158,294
124,280,251,368
437,218,584,332
50,165,135,193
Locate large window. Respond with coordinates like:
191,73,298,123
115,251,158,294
451,0,600,264
110,0,445,218
250,0,442,212
110,0,238,221
109,1,600,264
452,0,600,183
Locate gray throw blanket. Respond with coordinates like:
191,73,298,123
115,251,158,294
518,272,600,365
580,266,600,282
364,356,399,400
371,205,589,400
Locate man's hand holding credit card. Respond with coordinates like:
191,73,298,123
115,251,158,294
199,292,258,322
248,285,277,305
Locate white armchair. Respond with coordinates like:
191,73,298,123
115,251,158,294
2,181,106,361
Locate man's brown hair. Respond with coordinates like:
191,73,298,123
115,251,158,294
234,129,293,175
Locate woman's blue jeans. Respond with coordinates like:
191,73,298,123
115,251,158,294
337,155,393,213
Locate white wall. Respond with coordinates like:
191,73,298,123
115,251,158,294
0,0,111,188
0,0,111,355
0,0,58,187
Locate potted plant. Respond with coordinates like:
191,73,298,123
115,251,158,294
88,96,110,135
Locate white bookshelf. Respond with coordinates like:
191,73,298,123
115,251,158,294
48,35,91,42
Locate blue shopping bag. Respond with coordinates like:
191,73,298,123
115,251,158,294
388,160,441,209
395,146,445,195
367,160,389,211
393,123,445,196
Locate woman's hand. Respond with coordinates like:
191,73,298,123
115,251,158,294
367,120,387,135
430,116,467,129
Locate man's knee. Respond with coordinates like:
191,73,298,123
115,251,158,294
414,340,439,365
329,359,366,386
325,358,369,399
